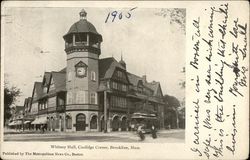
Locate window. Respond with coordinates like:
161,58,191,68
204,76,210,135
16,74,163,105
76,90,85,103
33,90,37,99
117,70,122,78
122,84,127,91
90,92,97,104
66,116,72,129
43,86,47,93
58,96,65,106
117,83,122,90
110,96,127,108
44,101,48,109
50,78,55,90
91,71,96,81
112,82,118,89
48,97,56,107
67,92,73,104
107,81,110,89
90,115,97,129
68,71,72,82
138,87,143,93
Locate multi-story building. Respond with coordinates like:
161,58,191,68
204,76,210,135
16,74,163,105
23,9,165,132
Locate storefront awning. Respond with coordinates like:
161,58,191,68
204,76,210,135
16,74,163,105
131,115,157,119
31,117,47,124
8,120,22,126
8,121,15,126
24,121,31,124
131,112,157,119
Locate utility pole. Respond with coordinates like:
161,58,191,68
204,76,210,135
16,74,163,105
104,91,107,133
175,107,179,129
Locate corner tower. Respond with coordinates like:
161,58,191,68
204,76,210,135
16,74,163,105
63,9,102,131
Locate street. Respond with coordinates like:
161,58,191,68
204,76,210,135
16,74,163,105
4,129,185,143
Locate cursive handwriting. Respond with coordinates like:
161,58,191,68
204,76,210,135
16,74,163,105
190,2,248,159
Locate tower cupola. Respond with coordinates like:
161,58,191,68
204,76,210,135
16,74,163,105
79,9,87,19
63,9,103,55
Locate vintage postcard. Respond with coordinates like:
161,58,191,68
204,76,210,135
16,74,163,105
0,1,249,160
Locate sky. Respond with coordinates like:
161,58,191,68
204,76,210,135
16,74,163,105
3,7,185,106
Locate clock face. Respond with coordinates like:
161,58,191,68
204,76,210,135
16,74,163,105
76,67,86,77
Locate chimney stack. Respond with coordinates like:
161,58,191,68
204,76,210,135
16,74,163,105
142,75,147,83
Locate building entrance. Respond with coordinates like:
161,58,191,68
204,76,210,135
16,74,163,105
76,114,86,131
121,117,127,131
112,116,119,131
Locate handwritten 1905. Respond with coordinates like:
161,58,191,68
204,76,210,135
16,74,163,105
105,7,137,23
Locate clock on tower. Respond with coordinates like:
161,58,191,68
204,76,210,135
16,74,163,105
75,61,88,78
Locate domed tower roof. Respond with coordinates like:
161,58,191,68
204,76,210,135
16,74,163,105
63,9,102,42
66,20,99,35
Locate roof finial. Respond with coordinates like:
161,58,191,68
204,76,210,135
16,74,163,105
79,9,87,20
121,50,123,61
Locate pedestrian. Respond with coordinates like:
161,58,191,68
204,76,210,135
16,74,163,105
151,125,157,139
41,124,45,133
137,124,145,141
131,124,135,131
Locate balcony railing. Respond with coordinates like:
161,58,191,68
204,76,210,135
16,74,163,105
65,42,100,49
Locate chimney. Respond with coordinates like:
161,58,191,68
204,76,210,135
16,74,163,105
142,75,147,83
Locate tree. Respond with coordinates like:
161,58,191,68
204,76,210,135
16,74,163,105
4,84,21,125
163,94,181,129
155,8,186,34
179,67,185,89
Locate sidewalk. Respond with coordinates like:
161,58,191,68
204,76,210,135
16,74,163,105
4,128,184,137
4,129,185,142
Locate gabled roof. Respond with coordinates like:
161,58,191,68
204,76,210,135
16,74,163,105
127,72,142,86
42,72,51,86
34,82,43,96
145,82,162,97
32,82,43,100
50,72,66,92
127,72,162,97
15,106,24,113
59,68,66,73
99,57,125,79
26,97,32,111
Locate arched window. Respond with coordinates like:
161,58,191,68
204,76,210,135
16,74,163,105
90,115,97,129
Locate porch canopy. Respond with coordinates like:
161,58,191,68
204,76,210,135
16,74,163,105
31,117,47,124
